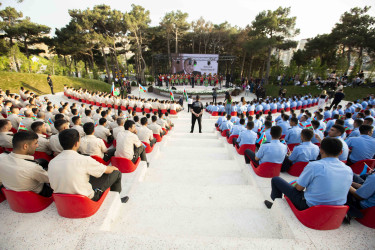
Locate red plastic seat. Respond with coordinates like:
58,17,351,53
2,188,53,213
10,127,17,134
53,188,109,219
33,151,53,162
161,109,167,114
113,140,117,147
280,135,286,140
162,128,168,135
349,159,375,174
107,104,113,108
271,110,277,114
285,107,290,112
128,107,134,111
153,134,162,142
230,112,237,116
136,107,142,112
221,129,229,137
264,110,270,114
256,110,262,115
227,134,238,144
144,108,151,113
96,102,101,106
356,206,375,229
121,106,127,111
287,143,299,152
211,111,219,116
111,157,141,173
251,162,282,178
236,144,256,155
102,139,111,148
152,109,158,113
114,105,118,109
91,155,110,166
287,162,309,177
249,111,254,116
90,101,95,105
302,105,307,109
143,141,154,153
170,110,177,115
285,196,349,230
314,143,321,147
0,191,6,203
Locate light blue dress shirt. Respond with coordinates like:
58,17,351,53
220,120,233,131
230,124,246,136
311,129,324,144
356,174,375,209
344,118,354,130
256,140,287,164
289,141,319,164
347,128,360,138
346,135,375,163
297,157,353,207
285,126,302,144
237,130,257,146
279,121,291,135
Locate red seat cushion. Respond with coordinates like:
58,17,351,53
211,111,218,116
221,129,229,137
91,155,110,166
349,159,375,175
287,143,300,152
33,151,53,162
153,134,162,142
285,196,349,230
136,107,142,112
111,157,141,173
2,188,53,213
356,206,375,229
142,142,154,153
251,162,282,178
236,144,256,155
227,135,239,144
144,108,151,113
287,162,309,177
170,110,177,115
230,112,237,116
53,188,109,218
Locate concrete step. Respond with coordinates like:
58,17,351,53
112,206,284,239
143,168,248,185
170,132,218,139
158,144,228,154
166,138,225,148
126,183,263,209
156,151,233,160
150,159,241,171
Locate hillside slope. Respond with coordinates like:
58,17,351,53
0,72,111,95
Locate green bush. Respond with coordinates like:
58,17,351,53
147,85,154,92
147,76,154,83
231,89,241,96
131,81,137,86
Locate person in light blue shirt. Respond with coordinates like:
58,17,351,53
230,118,246,136
346,125,375,164
215,112,227,128
218,104,225,113
361,99,368,110
350,173,375,209
279,115,291,136
281,129,320,172
297,109,305,121
264,137,353,210
275,110,285,124
271,102,278,112
230,113,240,124
233,121,257,147
332,108,339,116
285,117,302,144
220,114,233,132
255,104,263,113
344,113,354,130
325,114,339,133
316,124,349,161
347,119,363,138
311,120,324,144
253,114,262,133
291,100,297,109
323,107,332,120
245,126,287,165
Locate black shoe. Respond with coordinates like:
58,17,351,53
199,131,202,133
264,200,273,209
343,214,351,224
147,162,150,168
190,131,193,133
121,196,129,203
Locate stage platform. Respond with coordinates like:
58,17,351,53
152,85,235,100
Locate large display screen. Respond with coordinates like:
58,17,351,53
171,53,218,75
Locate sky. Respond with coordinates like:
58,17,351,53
2,0,375,40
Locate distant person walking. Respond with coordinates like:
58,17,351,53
212,88,217,105
47,74,54,95
190,95,203,133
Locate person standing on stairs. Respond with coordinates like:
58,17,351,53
190,95,203,133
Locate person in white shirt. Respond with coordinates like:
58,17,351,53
71,116,85,137
113,118,125,140
80,123,115,162
7,107,22,130
50,119,70,155
188,96,193,112
138,117,156,147
82,109,94,125
94,118,112,143
115,120,149,166
0,119,13,149
22,110,35,131
156,112,169,130
31,121,52,156
148,115,165,137
134,116,142,128
48,129,128,203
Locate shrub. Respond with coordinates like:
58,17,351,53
148,85,154,92
231,89,241,96
131,81,137,86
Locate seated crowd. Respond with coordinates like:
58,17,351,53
0,87,174,205
216,93,375,221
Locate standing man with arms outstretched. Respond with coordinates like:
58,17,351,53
190,95,203,133
47,74,54,95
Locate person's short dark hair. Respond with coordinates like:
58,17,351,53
311,120,320,129
335,119,344,126
345,112,352,118
71,108,78,115
72,116,80,125
12,131,38,149
270,126,282,139
239,118,245,125
152,115,157,122
320,137,342,157
264,120,272,128
301,129,314,141
140,117,148,125
359,125,373,135
354,119,363,127
55,114,64,121
59,129,80,150
290,117,298,125
83,122,95,135
54,119,68,130
332,114,339,119
196,95,200,101
332,124,345,135
101,111,107,117
158,112,163,118
226,115,231,120
247,121,254,129
283,114,289,121
85,109,91,116
31,121,44,132
124,120,135,130
0,119,10,129
222,112,226,116
134,116,139,123
99,118,106,125
364,117,373,125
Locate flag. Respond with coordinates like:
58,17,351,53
183,88,188,101
139,84,147,93
256,133,267,145
305,123,313,129
94,121,98,127
318,127,324,131
344,126,350,131
18,113,25,119
18,122,27,131
289,179,298,187
359,163,370,176
298,122,305,128
111,82,115,96
170,90,174,101
32,114,37,120
6,109,12,116
47,118,54,126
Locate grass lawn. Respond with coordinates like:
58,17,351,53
264,84,373,101
0,72,111,95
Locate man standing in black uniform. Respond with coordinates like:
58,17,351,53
47,74,54,95
190,95,203,133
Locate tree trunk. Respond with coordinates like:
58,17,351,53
101,46,111,84
24,39,29,59
73,58,78,77
248,56,253,79
264,46,272,84
167,33,171,67
346,47,351,75
240,51,246,78
175,29,178,54
109,50,116,81
358,47,363,70
192,37,195,53
112,43,121,80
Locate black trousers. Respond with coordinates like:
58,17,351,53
270,177,309,210
188,104,191,112
244,149,258,165
90,171,122,201
329,100,340,110
150,138,157,147
281,156,293,172
232,137,238,147
213,96,217,105
103,148,116,162
0,183,53,198
49,84,54,94
133,145,147,163
191,114,202,132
